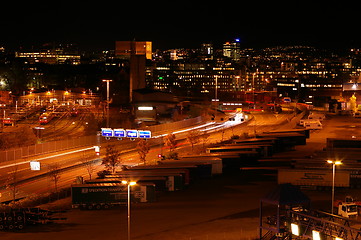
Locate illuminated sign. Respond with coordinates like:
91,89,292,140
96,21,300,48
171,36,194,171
138,130,151,139
113,129,126,138
138,106,153,111
283,97,291,103
101,128,113,137
101,128,152,139
126,129,138,138
30,161,41,171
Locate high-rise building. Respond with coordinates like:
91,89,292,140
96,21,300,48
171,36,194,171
201,43,213,60
115,41,152,102
115,41,152,60
223,39,240,60
15,43,81,65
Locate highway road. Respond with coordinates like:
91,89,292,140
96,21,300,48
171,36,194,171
0,110,300,204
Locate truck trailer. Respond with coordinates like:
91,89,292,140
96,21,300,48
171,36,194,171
71,182,155,210
278,169,350,189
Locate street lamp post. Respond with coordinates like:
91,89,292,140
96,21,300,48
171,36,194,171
122,181,137,240
215,75,218,101
327,160,342,214
102,79,112,128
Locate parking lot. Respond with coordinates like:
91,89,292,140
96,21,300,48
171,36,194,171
2,113,361,240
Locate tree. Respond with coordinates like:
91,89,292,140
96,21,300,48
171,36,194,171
164,133,177,152
137,139,150,165
48,163,61,193
14,126,37,147
200,132,210,151
186,130,200,152
350,94,357,113
3,59,30,95
81,152,96,180
102,144,121,174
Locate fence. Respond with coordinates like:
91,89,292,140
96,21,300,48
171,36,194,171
0,135,99,163
0,116,206,164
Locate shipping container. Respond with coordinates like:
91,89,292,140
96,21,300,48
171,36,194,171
326,138,361,149
263,129,310,138
71,182,156,210
224,143,274,157
109,171,186,191
171,157,223,175
257,132,307,146
278,169,350,189
207,145,263,155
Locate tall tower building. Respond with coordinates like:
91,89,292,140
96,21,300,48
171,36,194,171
223,39,240,60
115,41,152,103
201,43,213,60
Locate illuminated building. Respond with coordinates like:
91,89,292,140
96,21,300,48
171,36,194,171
148,60,239,99
0,90,11,106
223,39,240,60
115,41,152,60
115,41,153,102
16,51,81,64
201,43,213,60
15,43,81,65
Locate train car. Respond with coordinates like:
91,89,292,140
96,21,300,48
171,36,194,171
70,108,79,117
3,117,15,126
39,113,54,124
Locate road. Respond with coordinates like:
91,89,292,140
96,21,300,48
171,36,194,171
0,110,310,240
3,110,361,240
0,111,298,203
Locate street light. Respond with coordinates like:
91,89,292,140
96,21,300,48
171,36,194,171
102,79,112,128
327,160,342,214
214,75,218,101
122,180,137,240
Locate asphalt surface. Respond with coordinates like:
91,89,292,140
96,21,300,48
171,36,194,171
4,111,360,240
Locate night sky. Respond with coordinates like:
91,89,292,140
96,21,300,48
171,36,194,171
1,2,360,50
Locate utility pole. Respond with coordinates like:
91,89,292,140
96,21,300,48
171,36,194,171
102,79,112,128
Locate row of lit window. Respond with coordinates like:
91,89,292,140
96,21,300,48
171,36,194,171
304,84,342,88
153,82,230,88
18,53,80,58
277,83,295,87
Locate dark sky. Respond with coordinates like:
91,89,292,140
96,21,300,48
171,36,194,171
1,2,360,51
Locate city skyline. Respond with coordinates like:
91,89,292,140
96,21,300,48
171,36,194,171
1,2,360,51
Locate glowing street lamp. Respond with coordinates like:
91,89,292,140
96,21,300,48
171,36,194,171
327,160,342,214
312,230,321,240
122,181,137,240
291,223,299,236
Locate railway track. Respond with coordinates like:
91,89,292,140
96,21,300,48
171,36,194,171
41,107,91,141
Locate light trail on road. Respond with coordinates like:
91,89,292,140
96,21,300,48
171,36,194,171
152,121,216,138
152,113,246,138
0,111,297,203
0,146,97,170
